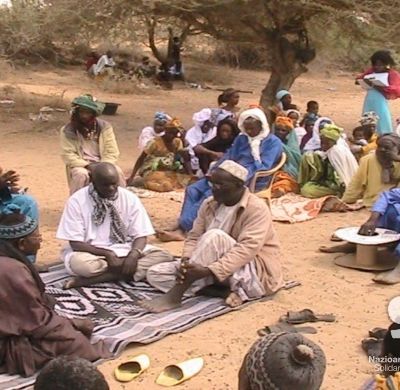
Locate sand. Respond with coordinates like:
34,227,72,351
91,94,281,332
2,63,400,390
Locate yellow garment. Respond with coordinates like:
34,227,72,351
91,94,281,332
342,152,400,207
375,372,400,390
144,137,183,157
361,133,378,157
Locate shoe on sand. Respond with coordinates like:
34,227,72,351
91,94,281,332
114,354,150,382
257,322,317,337
280,309,336,324
156,357,204,387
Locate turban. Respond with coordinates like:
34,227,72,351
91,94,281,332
275,116,294,130
320,124,343,142
246,332,326,390
276,90,290,101
0,204,38,239
218,160,248,182
154,112,170,124
72,94,105,116
360,111,379,126
193,108,213,126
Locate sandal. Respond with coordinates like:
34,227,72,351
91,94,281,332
361,337,383,359
257,322,317,337
280,309,336,324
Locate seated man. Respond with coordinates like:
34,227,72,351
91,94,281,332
357,188,400,285
60,95,126,194
342,134,400,207
140,160,284,313
91,50,116,77
56,162,174,289
0,207,110,377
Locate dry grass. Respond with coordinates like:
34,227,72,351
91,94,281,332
184,62,233,86
0,85,69,130
99,78,148,95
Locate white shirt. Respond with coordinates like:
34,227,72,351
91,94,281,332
209,203,240,232
138,126,157,151
57,186,155,274
93,55,116,75
185,125,217,170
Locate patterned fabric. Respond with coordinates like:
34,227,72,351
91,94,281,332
88,184,127,244
275,116,294,129
360,111,380,126
245,332,326,390
219,160,248,182
0,204,38,239
154,112,170,124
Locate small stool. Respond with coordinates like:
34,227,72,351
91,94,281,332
333,227,400,271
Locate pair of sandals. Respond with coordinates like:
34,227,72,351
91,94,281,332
258,309,336,336
114,355,204,387
361,327,388,358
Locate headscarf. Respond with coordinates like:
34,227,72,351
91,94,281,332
165,117,183,130
72,94,105,116
245,332,326,390
320,124,343,142
0,204,38,239
154,112,170,124
238,108,270,162
360,111,379,126
88,184,128,244
304,117,333,151
275,116,294,130
276,90,290,102
377,134,400,184
193,108,213,127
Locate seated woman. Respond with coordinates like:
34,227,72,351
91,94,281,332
300,116,333,153
299,124,358,198
196,118,239,175
185,108,217,173
294,113,318,153
267,90,299,125
128,119,193,192
60,94,125,194
0,205,110,377
271,116,301,197
342,134,400,207
157,107,283,242
138,112,170,151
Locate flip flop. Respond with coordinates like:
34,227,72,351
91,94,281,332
156,357,204,387
369,327,388,340
114,354,150,382
280,309,336,324
257,322,317,337
361,337,383,359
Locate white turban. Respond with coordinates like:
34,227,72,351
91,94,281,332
219,160,248,182
193,108,213,126
238,108,270,162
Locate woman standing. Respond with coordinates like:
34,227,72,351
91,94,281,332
356,50,400,135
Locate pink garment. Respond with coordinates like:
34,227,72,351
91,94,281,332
357,68,400,100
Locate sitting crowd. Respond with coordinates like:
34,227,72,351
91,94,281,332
3,83,400,389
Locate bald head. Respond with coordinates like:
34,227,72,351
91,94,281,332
92,163,119,199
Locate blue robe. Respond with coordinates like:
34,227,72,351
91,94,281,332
371,188,400,256
179,133,283,232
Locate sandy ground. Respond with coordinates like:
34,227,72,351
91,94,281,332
2,63,400,390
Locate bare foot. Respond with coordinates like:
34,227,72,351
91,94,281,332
156,229,185,242
35,263,50,273
373,265,400,285
319,243,356,254
71,318,95,337
225,292,243,308
63,277,86,290
139,294,182,313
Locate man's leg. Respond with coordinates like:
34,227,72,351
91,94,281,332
69,167,90,195
64,252,118,289
133,248,175,282
142,229,237,312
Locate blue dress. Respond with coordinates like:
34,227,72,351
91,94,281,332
363,89,393,135
178,133,283,232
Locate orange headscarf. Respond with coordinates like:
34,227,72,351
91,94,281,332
275,116,294,130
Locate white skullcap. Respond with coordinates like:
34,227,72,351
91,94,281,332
218,160,248,182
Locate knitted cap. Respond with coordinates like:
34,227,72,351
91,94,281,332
246,332,326,390
0,204,38,239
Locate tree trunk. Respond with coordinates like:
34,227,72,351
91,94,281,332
259,35,309,110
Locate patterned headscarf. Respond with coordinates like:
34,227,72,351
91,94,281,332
154,112,170,124
0,204,38,239
360,111,379,126
88,185,128,244
246,332,326,390
275,116,294,130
